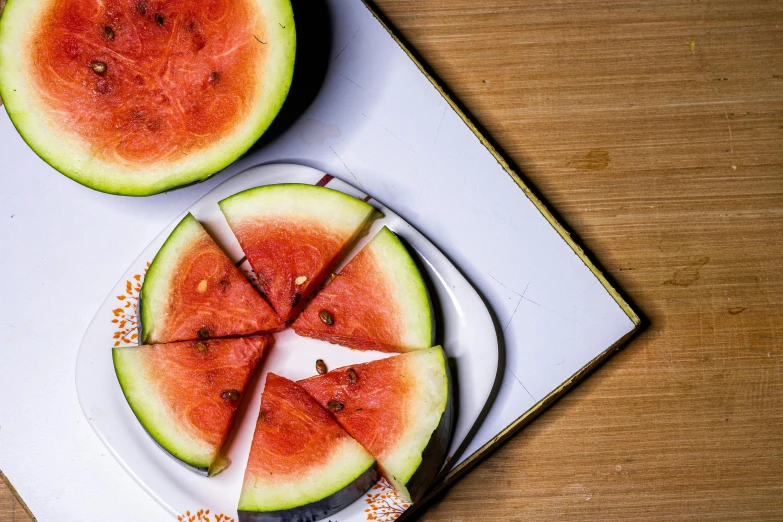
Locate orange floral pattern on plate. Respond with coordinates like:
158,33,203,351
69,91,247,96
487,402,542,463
177,510,234,522
365,479,410,521
111,262,149,346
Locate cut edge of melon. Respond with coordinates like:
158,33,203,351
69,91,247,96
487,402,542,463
112,346,215,471
218,183,378,237
0,0,296,196
377,347,450,501
140,213,205,344
368,226,434,351
238,434,377,513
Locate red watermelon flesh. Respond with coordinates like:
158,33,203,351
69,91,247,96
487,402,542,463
141,214,281,344
29,0,265,166
238,373,377,515
231,219,347,322
293,234,401,352
298,347,452,502
113,335,272,473
219,185,378,324
293,226,433,353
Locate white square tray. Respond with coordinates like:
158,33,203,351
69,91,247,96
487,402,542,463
0,1,638,520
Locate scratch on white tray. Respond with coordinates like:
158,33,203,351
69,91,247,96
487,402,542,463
381,125,416,153
488,273,524,298
503,281,531,332
491,210,522,234
538,358,566,371
521,293,575,323
338,72,363,91
434,106,446,144
507,365,535,401
503,299,522,333
328,145,361,187
488,274,527,332
331,27,360,63
417,172,428,201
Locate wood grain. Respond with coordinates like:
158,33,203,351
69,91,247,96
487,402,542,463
2,0,782,520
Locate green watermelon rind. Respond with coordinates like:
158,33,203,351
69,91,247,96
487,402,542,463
112,347,214,472
238,436,378,514
218,184,378,233
0,0,296,196
401,346,454,503
378,346,451,502
367,226,434,351
139,213,205,344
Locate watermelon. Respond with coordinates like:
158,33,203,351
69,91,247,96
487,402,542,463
298,347,452,503
238,373,378,521
140,213,281,344
219,184,378,324
293,226,433,353
113,335,271,475
0,0,295,195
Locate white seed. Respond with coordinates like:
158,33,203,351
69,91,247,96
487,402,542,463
295,275,307,285
197,279,208,293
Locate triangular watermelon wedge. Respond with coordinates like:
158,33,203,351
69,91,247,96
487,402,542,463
298,347,453,503
238,373,378,520
219,184,378,324
113,335,272,475
293,226,433,353
140,213,281,344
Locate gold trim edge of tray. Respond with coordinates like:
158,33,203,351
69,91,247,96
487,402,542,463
1,470,39,522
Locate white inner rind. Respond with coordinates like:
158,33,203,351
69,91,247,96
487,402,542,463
140,213,204,344
219,184,377,237
0,0,295,195
238,435,375,512
380,347,449,501
113,347,215,470
368,226,433,350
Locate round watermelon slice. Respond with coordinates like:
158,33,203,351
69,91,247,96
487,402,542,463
298,346,453,503
113,335,272,475
238,373,378,521
219,184,379,324
293,226,433,353
140,213,282,344
0,0,295,195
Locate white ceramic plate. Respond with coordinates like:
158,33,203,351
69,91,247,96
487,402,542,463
75,163,499,521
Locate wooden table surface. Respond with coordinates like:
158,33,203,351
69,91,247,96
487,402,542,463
2,0,782,520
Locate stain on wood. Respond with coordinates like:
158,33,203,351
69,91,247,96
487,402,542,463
663,257,710,287
568,150,611,171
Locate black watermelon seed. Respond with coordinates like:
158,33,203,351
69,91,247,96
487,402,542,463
221,389,240,401
319,310,334,326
